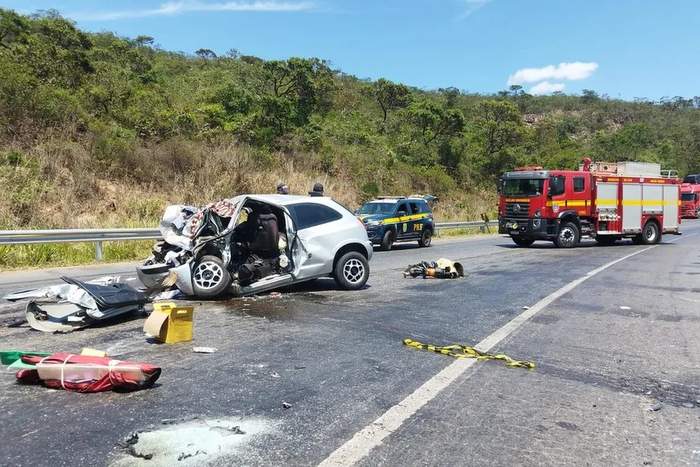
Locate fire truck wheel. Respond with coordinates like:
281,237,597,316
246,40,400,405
555,222,580,248
510,235,534,247
641,221,660,245
381,230,395,251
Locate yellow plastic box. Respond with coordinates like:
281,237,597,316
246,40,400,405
143,302,194,344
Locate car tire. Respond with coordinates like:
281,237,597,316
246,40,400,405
511,235,534,247
334,252,370,290
381,230,394,251
418,229,433,247
641,221,660,245
554,222,580,248
192,255,231,298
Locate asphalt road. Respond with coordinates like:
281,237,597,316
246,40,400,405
1,224,699,466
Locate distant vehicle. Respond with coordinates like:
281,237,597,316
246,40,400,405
138,195,373,298
356,196,434,250
498,159,681,248
680,178,700,218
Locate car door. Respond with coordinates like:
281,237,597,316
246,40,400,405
394,201,411,240
288,202,344,278
407,201,424,238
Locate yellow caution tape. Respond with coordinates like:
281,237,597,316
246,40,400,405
403,338,535,370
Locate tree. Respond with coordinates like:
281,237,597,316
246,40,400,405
195,48,217,59
260,57,335,129
372,78,411,123
406,100,464,146
134,35,154,46
469,100,528,179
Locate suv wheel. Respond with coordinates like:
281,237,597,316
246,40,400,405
334,252,369,290
554,222,580,248
381,230,394,251
418,229,432,247
192,255,231,297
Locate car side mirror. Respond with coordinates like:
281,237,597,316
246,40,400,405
547,186,552,198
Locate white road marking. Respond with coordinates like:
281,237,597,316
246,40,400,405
319,245,658,467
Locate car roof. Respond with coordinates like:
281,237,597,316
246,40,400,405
366,198,427,204
243,194,342,208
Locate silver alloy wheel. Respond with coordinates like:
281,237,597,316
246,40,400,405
558,225,576,247
343,258,365,284
644,223,657,242
193,261,224,290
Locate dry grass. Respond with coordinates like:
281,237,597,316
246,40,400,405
0,134,496,267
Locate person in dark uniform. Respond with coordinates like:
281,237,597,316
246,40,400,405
276,183,289,195
308,182,324,197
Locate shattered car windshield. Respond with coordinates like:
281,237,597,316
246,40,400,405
358,202,394,215
502,179,545,196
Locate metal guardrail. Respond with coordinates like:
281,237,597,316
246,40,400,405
0,220,499,261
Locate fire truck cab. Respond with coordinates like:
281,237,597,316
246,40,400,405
680,174,700,218
498,159,681,248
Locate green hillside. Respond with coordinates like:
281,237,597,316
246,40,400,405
1,9,699,246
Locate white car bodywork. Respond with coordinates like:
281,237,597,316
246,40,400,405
167,194,373,297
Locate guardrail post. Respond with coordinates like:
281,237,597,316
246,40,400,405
95,241,103,261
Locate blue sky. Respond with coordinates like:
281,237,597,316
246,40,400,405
3,0,700,100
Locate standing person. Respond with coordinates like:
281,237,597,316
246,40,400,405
308,182,324,197
276,183,289,195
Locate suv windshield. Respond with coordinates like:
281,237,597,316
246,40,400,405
681,193,697,201
358,202,395,215
502,179,545,196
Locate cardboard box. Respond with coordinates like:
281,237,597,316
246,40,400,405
143,302,193,344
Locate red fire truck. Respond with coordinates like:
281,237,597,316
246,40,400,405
680,174,700,218
498,159,681,248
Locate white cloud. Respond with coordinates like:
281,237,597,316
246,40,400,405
69,1,314,21
507,62,599,86
529,81,566,95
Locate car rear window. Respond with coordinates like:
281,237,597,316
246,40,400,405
288,203,343,230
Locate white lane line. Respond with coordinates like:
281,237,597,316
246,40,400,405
319,245,658,467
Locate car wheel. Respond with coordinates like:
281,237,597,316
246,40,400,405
381,230,394,251
192,255,231,298
511,235,534,247
554,222,580,248
641,221,660,245
334,252,369,290
418,229,433,247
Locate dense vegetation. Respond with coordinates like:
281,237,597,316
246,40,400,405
1,9,700,265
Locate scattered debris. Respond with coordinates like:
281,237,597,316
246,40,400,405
15,353,161,393
144,302,194,344
268,292,283,299
619,306,631,310
521,306,530,310
192,347,217,354
403,338,535,369
647,402,662,412
80,348,106,357
4,276,148,333
270,372,280,378
282,402,292,409
403,258,464,279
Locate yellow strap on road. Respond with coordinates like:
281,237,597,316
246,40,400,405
403,338,535,370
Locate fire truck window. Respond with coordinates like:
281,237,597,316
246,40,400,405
681,193,697,201
549,176,566,196
573,177,585,192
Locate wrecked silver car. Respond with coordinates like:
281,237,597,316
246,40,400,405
137,195,373,298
